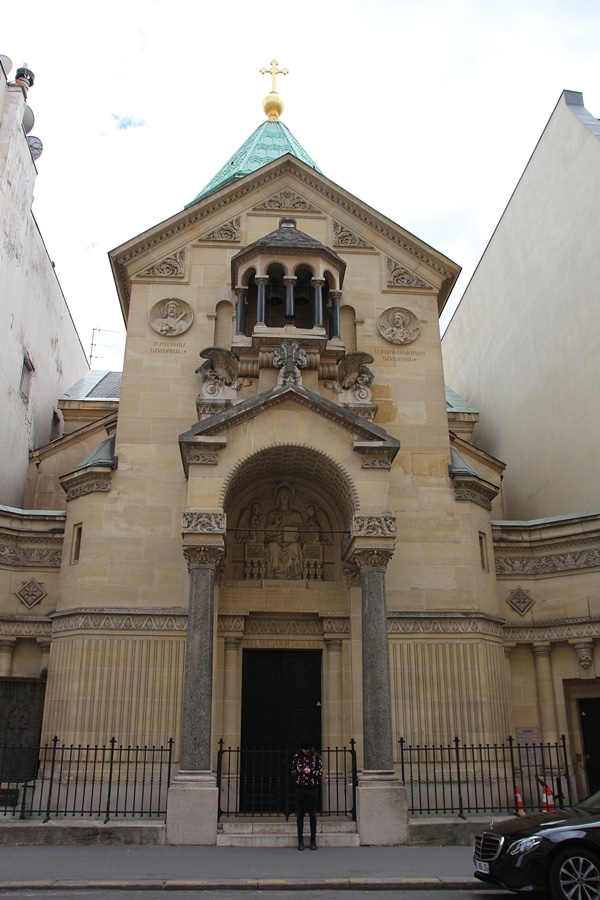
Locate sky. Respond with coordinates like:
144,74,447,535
4,0,600,370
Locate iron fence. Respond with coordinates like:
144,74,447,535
217,740,357,821
0,736,174,821
399,735,573,816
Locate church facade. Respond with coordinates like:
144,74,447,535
2,78,599,843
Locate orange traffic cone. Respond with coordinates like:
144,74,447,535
541,783,556,812
515,785,526,816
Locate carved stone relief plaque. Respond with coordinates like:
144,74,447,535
377,307,420,345
149,298,193,336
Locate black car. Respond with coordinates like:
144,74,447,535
473,790,600,900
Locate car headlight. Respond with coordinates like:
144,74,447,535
508,836,543,856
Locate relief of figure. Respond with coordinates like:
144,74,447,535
150,298,193,336
236,501,263,543
377,307,420,345
265,484,304,579
303,503,333,545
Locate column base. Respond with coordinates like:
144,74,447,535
357,771,408,846
166,771,218,845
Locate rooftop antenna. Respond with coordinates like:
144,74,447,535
90,327,120,365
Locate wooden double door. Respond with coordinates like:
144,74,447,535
240,649,322,812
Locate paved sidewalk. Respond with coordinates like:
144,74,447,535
0,844,477,892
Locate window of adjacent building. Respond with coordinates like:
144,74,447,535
20,352,34,401
479,531,489,571
71,524,83,564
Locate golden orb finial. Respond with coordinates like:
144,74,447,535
259,59,288,121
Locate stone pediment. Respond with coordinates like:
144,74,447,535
110,156,459,323
178,384,400,476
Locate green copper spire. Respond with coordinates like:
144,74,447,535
186,60,322,207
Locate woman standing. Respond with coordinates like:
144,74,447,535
291,741,323,850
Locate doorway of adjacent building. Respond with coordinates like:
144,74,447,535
240,649,322,812
579,698,600,794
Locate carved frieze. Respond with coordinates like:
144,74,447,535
50,608,187,634
182,511,226,534
0,615,52,638
496,545,600,575
139,248,186,278
62,472,112,501
0,538,62,568
352,515,396,537
453,480,498,511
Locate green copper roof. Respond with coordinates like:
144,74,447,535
186,119,322,207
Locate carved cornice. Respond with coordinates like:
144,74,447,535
60,469,112,502
453,476,499,511
387,611,505,638
503,616,600,644
49,607,188,634
0,535,63,568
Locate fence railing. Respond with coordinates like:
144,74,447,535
0,736,174,821
399,735,572,816
217,741,357,821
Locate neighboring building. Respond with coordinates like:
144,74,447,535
2,78,599,843
0,58,89,508
442,90,600,521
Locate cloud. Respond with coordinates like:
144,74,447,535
111,113,147,131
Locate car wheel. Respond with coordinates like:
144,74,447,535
549,846,600,900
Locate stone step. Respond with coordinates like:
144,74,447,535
217,817,360,847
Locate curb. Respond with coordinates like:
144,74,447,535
0,877,480,891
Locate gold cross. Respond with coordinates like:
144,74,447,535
260,59,288,92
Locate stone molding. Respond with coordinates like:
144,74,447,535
503,616,600,644
453,478,498,511
387,611,505,637
0,536,63,568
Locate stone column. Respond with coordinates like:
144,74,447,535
235,286,247,335
354,548,395,772
532,642,559,743
256,277,267,325
330,291,342,339
167,510,225,846
325,637,344,746
284,276,297,322
347,515,407,845
312,278,325,328
0,639,15,676
179,545,222,771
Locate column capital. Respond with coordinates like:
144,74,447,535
569,639,594,670
255,275,269,285
0,638,16,651
532,642,552,659
351,547,394,572
311,277,325,286
183,544,224,572
234,285,248,295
